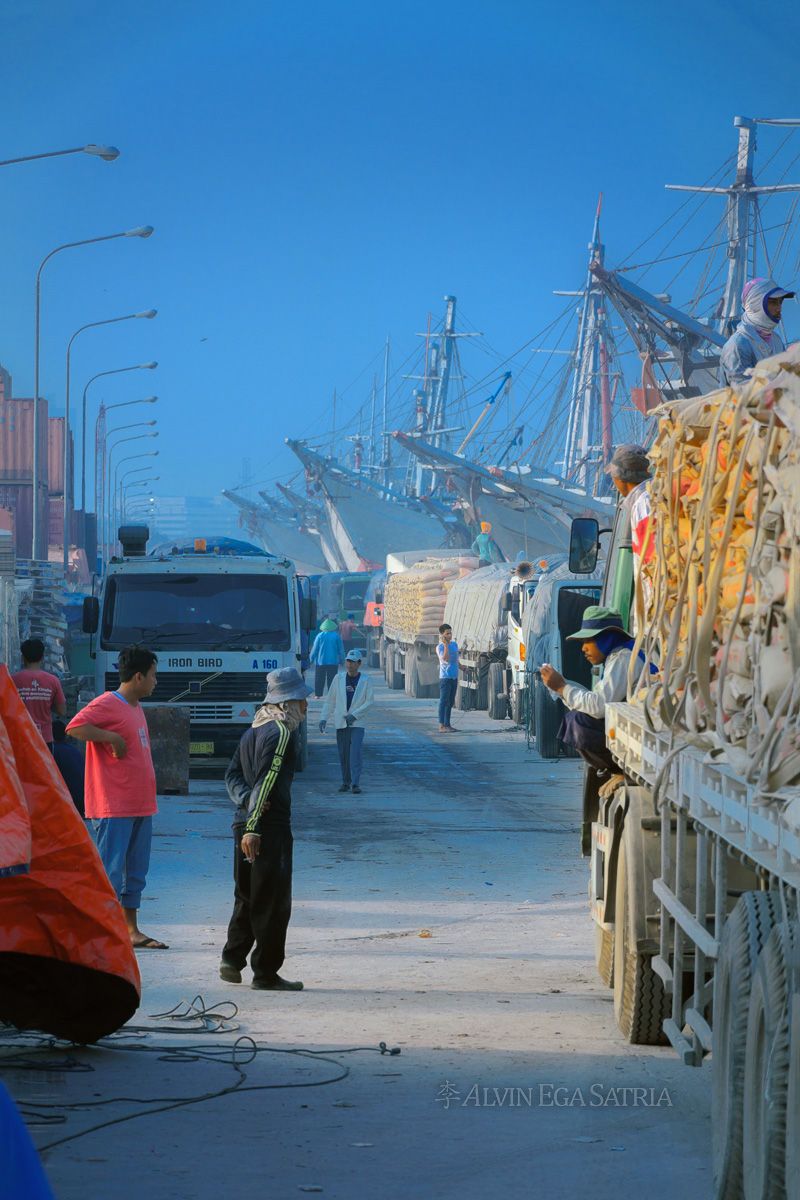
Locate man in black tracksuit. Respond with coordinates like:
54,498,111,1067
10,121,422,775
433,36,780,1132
219,667,312,991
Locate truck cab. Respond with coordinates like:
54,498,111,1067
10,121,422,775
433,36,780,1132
83,527,316,772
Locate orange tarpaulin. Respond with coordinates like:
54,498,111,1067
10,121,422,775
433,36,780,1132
0,664,140,1042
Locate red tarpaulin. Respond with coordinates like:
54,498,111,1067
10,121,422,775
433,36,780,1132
0,664,140,1042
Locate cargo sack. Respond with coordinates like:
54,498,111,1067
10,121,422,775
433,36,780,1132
0,664,141,1042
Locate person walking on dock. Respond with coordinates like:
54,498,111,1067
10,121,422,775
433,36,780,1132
319,649,375,794
67,644,167,949
309,618,345,698
220,666,313,991
437,623,459,733
11,639,66,753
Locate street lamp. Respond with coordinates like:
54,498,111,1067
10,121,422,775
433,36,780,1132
104,425,158,554
63,310,157,573
83,364,158,537
0,144,120,167
122,477,159,520
31,224,154,558
95,400,159,553
107,448,159,559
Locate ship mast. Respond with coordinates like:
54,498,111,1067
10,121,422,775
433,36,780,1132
556,195,614,491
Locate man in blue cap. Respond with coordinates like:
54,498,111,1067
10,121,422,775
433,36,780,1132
720,277,796,386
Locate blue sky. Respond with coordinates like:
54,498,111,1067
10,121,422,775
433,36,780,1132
2,0,799,514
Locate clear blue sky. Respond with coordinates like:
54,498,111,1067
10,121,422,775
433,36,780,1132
2,0,799,509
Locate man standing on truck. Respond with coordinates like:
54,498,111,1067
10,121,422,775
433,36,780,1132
719,277,795,386
471,522,502,566
437,622,459,733
540,606,644,796
319,650,375,794
309,619,345,698
604,444,653,624
11,639,66,753
67,644,168,950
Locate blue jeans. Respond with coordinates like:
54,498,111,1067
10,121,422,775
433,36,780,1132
336,726,365,785
92,816,153,909
439,678,457,726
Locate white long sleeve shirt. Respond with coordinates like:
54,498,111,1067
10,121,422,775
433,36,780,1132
558,646,632,720
320,672,376,730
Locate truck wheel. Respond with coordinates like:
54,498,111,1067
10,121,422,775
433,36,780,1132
743,923,793,1200
712,891,780,1200
387,651,404,691
612,830,670,1044
488,662,507,721
405,650,421,698
784,972,800,1200
295,718,308,773
595,924,614,988
510,685,525,727
384,649,394,689
379,637,386,672
476,663,488,710
456,682,474,711
533,677,562,758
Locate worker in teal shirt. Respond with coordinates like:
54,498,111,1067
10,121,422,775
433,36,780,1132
309,619,345,698
471,521,503,565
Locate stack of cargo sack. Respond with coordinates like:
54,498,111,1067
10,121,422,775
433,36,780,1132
384,556,480,637
637,343,800,791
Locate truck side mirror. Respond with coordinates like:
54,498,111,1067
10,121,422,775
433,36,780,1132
501,592,513,611
300,597,317,631
82,595,99,633
569,517,600,574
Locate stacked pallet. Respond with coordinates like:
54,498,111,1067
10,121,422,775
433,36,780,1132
16,559,69,676
639,344,800,790
384,556,480,639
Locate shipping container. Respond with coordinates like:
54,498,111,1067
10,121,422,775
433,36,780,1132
0,483,49,557
47,416,74,497
0,397,49,483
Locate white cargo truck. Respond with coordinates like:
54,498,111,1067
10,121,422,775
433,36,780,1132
569,347,800,1198
83,527,316,773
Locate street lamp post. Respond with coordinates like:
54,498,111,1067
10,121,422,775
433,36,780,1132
103,428,158,557
31,224,153,558
122,476,159,521
95,399,158,558
82,362,157,541
0,144,120,167
107,448,159,559
63,311,157,574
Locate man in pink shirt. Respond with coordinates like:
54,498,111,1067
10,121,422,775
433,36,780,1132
11,638,66,751
67,644,168,950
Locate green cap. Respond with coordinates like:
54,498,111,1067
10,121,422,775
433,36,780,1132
567,605,631,641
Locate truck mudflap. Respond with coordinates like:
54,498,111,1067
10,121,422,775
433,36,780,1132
595,786,663,954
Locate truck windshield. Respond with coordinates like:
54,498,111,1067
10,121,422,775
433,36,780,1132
100,573,291,650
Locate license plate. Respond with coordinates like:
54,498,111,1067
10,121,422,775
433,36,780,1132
190,741,215,755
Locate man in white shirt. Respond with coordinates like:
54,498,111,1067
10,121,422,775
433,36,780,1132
319,650,375,794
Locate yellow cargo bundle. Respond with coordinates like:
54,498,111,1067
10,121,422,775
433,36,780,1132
384,556,480,638
637,345,800,789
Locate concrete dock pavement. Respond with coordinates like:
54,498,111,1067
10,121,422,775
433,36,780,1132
19,668,711,1199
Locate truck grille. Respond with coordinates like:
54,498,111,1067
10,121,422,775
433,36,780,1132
104,671,268,704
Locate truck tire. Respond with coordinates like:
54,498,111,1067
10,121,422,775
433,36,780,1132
456,682,474,711
595,923,614,988
784,972,800,1200
533,677,562,759
387,650,404,691
384,648,394,689
476,661,488,710
379,636,386,672
712,891,780,1200
612,830,670,1044
510,685,525,727
295,718,308,773
488,662,507,721
405,650,421,698
368,635,380,669
743,923,793,1200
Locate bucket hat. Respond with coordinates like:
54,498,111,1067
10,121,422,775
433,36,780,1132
263,667,314,703
603,444,651,484
567,605,631,641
